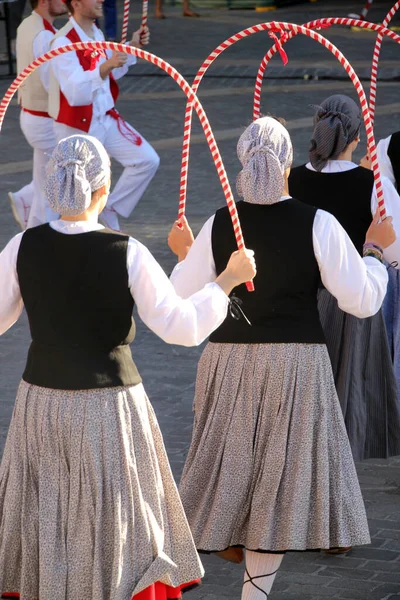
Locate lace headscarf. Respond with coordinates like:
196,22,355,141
236,116,293,205
309,94,361,171
45,135,110,216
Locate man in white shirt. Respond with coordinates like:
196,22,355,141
49,0,159,231
9,0,67,230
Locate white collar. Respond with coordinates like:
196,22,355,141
50,219,105,234
306,160,359,173
69,16,99,42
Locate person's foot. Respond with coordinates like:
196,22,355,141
183,9,200,16
100,206,121,231
155,10,166,18
215,547,244,563
324,547,352,554
8,191,30,230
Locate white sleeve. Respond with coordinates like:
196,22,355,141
170,216,217,298
50,36,104,105
32,29,54,92
376,136,395,187
0,234,25,335
313,210,388,318
127,237,229,346
370,175,400,267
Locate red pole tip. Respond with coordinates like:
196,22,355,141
246,281,255,292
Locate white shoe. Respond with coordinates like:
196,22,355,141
100,206,121,232
8,191,30,231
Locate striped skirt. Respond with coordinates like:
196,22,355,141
0,381,203,600
318,288,400,461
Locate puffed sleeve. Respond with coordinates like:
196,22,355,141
313,210,388,318
170,216,217,299
370,175,400,267
127,237,228,346
376,136,395,187
0,233,25,335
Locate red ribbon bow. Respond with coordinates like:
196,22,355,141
84,49,107,71
268,30,289,66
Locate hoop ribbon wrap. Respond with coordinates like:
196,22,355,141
0,41,254,291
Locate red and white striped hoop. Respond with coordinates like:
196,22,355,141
176,20,392,223
370,2,400,126
121,0,148,44
253,18,400,123
0,41,254,290
250,19,400,221
121,0,130,43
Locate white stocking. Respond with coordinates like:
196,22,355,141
241,551,284,600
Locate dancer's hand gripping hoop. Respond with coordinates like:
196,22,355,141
0,42,255,291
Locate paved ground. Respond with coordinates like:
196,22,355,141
1,1,400,598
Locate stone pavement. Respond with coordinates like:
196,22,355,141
1,1,400,598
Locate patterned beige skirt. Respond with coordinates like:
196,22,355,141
0,381,203,600
179,342,371,553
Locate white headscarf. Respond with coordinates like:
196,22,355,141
236,116,293,205
45,135,110,216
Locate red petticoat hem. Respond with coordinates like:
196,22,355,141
1,579,200,600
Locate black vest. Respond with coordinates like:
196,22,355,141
289,165,374,255
387,131,400,190
17,225,141,390
210,199,324,344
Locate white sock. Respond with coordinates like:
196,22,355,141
241,551,284,600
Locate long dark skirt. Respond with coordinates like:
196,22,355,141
318,288,400,461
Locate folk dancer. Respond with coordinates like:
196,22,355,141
8,0,67,230
289,95,400,462
0,134,256,599
362,131,400,419
49,0,159,231
167,117,395,599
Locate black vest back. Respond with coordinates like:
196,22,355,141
387,131,400,190
289,164,373,255
17,224,141,390
210,199,324,344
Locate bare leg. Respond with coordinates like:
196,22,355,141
155,0,166,19
183,0,200,17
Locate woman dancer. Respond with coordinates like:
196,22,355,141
362,131,400,430
168,116,395,599
0,134,256,600
289,95,400,462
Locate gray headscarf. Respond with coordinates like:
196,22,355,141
236,116,293,205
45,135,110,216
309,94,361,171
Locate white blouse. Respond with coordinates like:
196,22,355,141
376,136,395,188
50,18,136,120
0,220,229,347
170,199,388,320
305,160,400,266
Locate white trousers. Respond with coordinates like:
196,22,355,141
20,111,59,228
54,115,160,217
